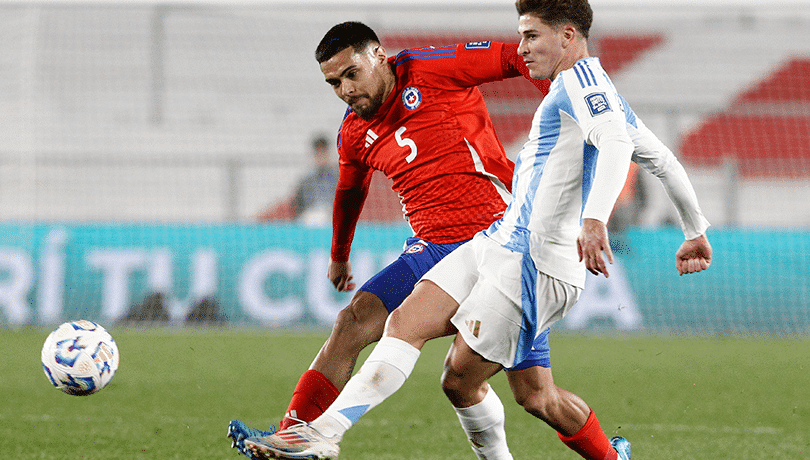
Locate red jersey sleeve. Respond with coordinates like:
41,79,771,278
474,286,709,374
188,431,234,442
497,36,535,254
403,42,550,95
330,128,374,262
500,42,551,95
400,42,508,89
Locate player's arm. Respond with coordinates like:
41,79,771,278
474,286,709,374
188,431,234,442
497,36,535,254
329,156,374,292
500,43,551,94
578,119,635,278
423,42,550,94
628,115,712,275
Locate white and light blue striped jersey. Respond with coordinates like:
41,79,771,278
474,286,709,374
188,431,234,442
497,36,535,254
484,57,631,289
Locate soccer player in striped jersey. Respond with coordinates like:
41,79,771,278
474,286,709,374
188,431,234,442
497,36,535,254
242,1,711,459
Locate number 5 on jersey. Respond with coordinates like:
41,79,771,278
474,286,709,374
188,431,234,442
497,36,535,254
395,126,417,163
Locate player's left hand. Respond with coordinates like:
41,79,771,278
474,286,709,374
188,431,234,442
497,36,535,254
577,218,613,277
676,233,712,275
328,259,356,291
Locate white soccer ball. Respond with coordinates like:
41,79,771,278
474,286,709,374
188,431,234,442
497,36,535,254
41,320,120,396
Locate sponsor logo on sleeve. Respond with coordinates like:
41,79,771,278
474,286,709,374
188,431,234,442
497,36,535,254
464,41,491,49
585,92,612,116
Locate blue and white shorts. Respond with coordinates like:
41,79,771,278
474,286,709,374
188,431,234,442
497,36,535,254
422,233,580,370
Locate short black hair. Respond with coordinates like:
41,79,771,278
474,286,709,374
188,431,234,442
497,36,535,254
515,0,593,39
315,21,381,63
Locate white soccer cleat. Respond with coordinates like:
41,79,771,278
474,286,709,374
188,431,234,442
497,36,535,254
244,423,341,459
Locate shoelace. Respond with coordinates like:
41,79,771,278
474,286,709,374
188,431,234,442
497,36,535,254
281,413,309,429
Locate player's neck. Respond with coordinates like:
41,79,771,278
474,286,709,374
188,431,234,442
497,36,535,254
552,43,590,80
381,61,397,104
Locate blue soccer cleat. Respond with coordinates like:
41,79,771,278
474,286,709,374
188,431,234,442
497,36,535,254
228,419,276,459
610,436,631,460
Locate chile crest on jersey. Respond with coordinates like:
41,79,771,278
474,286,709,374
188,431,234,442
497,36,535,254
402,86,422,110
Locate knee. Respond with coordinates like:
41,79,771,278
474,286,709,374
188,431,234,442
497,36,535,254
331,294,387,343
385,306,414,336
440,366,463,399
332,305,361,336
440,371,466,407
440,367,487,407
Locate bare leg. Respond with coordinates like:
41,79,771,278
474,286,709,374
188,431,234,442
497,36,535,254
441,334,500,407
309,290,389,390
443,333,613,460
507,365,618,459
506,365,590,436
384,280,460,346
308,280,460,437
281,290,388,428
441,334,513,460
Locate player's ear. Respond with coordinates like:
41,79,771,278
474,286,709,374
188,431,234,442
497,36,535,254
561,24,577,47
374,44,388,62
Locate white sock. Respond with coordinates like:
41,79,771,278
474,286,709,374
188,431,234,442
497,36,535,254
454,385,513,460
311,337,420,438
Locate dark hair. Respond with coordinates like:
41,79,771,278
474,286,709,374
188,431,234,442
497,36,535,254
515,0,593,39
315,21,381,63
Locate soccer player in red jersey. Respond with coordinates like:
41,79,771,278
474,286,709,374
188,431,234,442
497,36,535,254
230,21,559,459
308,23,557,439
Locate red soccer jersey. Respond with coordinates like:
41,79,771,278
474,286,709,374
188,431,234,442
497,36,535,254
331,42,550,261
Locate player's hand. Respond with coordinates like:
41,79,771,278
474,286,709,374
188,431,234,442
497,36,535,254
676,233,712,275
328,259,356,292
577,218,614,278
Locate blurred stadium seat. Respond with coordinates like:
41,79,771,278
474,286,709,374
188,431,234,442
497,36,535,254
680,58,810,177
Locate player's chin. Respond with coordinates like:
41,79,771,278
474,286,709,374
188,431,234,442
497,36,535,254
357,110,379,121
527,66,550,80
524,63,540,78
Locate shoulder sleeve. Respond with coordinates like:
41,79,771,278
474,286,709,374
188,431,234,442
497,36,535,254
398,42,507,89
561,67,627,144
400,42,550,95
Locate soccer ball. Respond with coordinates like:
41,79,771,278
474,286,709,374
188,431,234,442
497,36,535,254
41,320,120,396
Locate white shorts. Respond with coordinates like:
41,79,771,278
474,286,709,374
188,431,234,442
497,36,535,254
422,233,581,368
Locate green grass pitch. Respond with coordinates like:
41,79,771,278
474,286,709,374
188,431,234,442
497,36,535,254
5,328,809,459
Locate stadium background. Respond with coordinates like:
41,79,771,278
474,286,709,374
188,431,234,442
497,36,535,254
4,2,810,459
1,0,809,335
